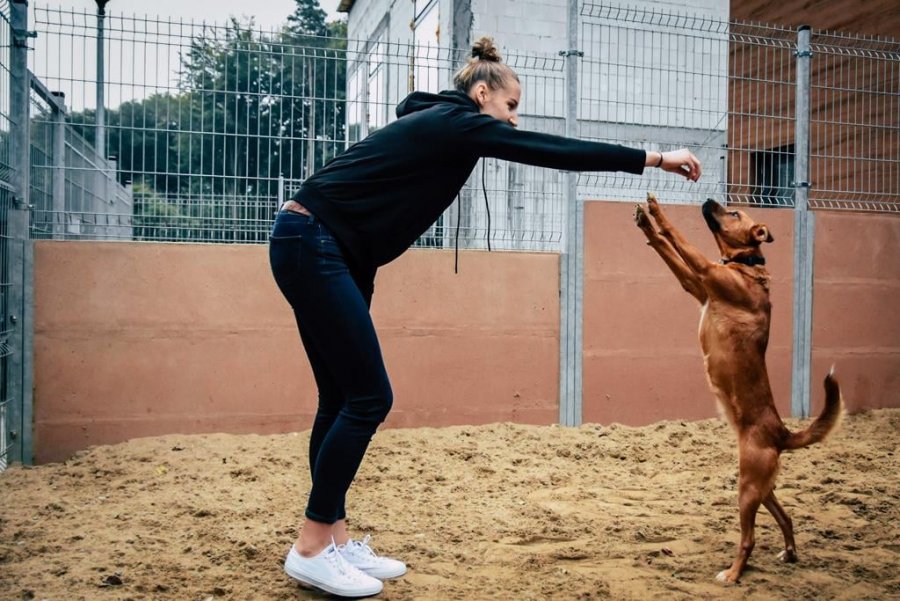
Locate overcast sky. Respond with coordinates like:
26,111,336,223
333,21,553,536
28,1,346,111
34,0,345,28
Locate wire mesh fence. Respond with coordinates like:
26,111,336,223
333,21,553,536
0,0,17,471
577,2,729,205
807,32,900,211
20,2,900,249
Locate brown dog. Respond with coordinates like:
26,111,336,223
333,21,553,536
633,193,843,583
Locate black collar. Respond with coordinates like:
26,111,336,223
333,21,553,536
722,255,766,267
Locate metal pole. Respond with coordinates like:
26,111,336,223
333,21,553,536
52,93,67,239
791,25,813,418
95,0,106,160
559,0,583,427
8,0,34,464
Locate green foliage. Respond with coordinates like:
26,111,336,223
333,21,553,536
67,2,348,242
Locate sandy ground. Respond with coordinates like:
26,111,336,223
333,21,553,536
1,409,898,601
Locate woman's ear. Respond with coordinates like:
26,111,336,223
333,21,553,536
470,81,489,108
753,224,774,244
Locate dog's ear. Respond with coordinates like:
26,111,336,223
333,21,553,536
753,224,774,244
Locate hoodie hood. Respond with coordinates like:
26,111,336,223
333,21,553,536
396,90,478,118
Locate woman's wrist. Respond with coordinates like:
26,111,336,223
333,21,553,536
645,151,664,168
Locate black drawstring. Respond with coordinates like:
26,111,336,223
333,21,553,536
454,193,461,274
482,161,491,252
454,161,491,275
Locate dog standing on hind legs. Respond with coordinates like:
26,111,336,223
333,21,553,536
633,193,843,584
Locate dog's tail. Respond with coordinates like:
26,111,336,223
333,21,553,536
783,366,844,451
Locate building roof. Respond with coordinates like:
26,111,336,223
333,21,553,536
337,0,355,12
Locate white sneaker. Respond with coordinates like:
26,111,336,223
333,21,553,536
284,541,383,597
339,535,407,580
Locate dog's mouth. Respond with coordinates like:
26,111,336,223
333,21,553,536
702,199,722,233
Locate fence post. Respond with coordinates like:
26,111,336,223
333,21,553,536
559,0,583,427
791,25,814,418
7,0,34,464
52,93,67,239
95,0,106,160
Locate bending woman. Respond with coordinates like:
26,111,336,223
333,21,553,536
270,36,701,598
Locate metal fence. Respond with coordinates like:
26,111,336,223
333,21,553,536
24,3,899,251
0,1,12,470
2,2,898,464
808,31,899,211
2,0,34,470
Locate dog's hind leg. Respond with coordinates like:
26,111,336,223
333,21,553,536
763,491,797,563
717,447,778,584
717,480,763,584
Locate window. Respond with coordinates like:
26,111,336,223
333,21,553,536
414,0,436,19
366,34,387,131
753,145,794,206
346,25,388,144
347,65,364,143
413,0,441,93
411,1,445,246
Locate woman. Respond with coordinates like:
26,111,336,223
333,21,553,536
271,37,701,597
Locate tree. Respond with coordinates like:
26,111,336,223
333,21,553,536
63,3,349,242
287,0,328,36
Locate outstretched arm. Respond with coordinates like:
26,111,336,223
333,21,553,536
461,113,702,181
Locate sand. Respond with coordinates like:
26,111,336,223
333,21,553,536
1,409,898,601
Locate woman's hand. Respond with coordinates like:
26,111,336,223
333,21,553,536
647,148,702,182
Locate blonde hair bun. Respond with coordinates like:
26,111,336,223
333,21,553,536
471,36,502,62
452,36,518,92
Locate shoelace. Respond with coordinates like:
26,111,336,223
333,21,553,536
324,543,368,581
346,535,381,562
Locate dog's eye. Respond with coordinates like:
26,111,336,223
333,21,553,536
729,211,740,217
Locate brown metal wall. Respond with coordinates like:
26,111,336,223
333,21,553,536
731,0,900,37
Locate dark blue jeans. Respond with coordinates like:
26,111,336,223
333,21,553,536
269,211,392,524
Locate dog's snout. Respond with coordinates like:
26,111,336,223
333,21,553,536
702,199,722,232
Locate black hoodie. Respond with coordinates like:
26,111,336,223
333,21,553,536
294,90,647,268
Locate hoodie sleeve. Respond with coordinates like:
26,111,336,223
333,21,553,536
457,112,647,174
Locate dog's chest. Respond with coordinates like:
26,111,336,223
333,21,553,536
698,300,771,355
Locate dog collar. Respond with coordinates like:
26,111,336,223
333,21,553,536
722,255,766,267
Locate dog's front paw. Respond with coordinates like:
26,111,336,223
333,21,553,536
646,192,661,216
634,204,650,228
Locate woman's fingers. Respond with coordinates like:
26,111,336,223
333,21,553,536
667,149,701,181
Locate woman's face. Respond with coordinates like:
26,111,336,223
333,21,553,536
471,79,521,127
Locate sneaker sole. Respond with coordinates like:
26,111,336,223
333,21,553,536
284,564,383,597
361,565,407,580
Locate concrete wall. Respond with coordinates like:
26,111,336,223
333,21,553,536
33,243,559,463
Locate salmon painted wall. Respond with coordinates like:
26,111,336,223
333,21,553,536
33,243,559,463
810,211,900,414
32,206,899,462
